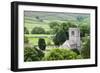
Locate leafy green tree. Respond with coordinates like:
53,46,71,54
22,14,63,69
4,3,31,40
24,47,44,61
43,48,78,60
38,38,46,50
81,36,90,59
24,46,44,61
60,22,77,40
61,22,77,30
49,22,59,29
24,27,29,34
49,22,60,34
52,22,77,46
79,23,90,37
53,30,67,46
31,27,45,34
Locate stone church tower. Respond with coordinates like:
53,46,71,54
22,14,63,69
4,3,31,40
60,28,80,50
69,28,80,50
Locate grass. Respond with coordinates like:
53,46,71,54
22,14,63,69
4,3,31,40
25,34,54,37
24,21,50,33
25,34,54,46
24,18,67,33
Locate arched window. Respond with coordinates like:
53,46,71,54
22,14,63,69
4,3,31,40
72,31,74,36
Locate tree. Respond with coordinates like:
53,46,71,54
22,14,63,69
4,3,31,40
43,48,78,60
79,23,90,37
53,30,67,46
24,27,29,34
61,22,77,30
49,22,60,34
38,38,46,50
81,36,90,59
36,16,39,20
31,27,45,34
35,16,43,22
24,46,44,61
49,22,59,29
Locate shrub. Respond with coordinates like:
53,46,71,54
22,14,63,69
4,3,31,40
43,48,78,61
24,46,44,62
38,38,46,50
31,27,45,34
47,40,52,45
76,55,83,59
71,49,80,55
24,27,29,34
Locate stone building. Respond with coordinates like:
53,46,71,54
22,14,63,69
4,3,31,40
60,28,81,50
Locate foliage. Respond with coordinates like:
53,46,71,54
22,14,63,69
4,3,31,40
48,22,60,34
60,22,77,39
24,27,29,34
79,23,90,37
76,55,83,59
53,30,67,46
43,48,78,60
49,22,59,29
47,40,52,45
38,38,46,50
24,36,29,43
81,36,90,59
60,22,77,31
71,49,80,55
52,22,77,46
51,22,77,46
24,46,44,62
31,27,45,34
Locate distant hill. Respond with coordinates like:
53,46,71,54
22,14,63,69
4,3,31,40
24,11,90,22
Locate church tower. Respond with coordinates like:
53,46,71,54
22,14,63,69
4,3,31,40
69,28,80,50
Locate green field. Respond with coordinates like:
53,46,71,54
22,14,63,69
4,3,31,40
25,34,54,46
25,23,50,33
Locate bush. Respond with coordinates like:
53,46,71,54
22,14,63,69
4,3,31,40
76,55,83,59
24,46,44,62
43,48,78,61
24,36,29,43
53,30,67,46
81,36,90,59
71,49,80,55
49,22,59,29
31,27,45,34
24,27,29,34
47,40,52,45
38,38,46,50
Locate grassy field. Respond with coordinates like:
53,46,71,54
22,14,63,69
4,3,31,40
25,34,54,46
25,23,50,33
24,16,67,33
